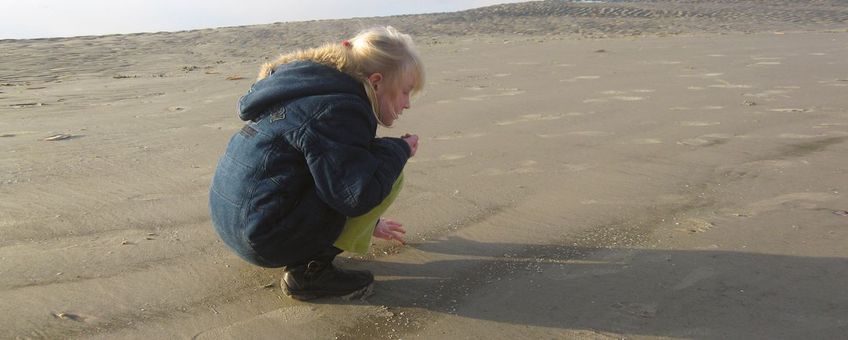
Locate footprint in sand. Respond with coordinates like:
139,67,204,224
677,134,732,147
447,67,488,74
537,131,611,138
460,88,525,102
439,153,470,161
680,121,721,127
704,133,733,138
587,89,651,103
569,131,613,137
611,302,658,319
818,79,848,87
673,267,717,291
813,122,848,129
129,193,167,201
431,132,486,141
778,133,828,139
586,96,645,103
608,89,650,94
561,75,600,82
709,79,752,89
668,105,721,111
496,113,564,126
674,217,715,234
536,112,589,118
167,105,189,113
474,168,507,176
407,152,472,163
642,60,682,65
735,192,839,217
52,311,94,323
749,89,792,96
473,160,540,176
202,121,242,131
629,138,663,145
611,96,645,101
1,130,38,138
192,306,319,339
679,73,724,78
717,159,801,181
768,108,812,113
561,163,595,172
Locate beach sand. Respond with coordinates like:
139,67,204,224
1,1,847,338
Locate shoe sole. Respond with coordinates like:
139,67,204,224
282,282,374,301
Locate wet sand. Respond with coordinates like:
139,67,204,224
1,1,847,338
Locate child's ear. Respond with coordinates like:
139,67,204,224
368,73,383,90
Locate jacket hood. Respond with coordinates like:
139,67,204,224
237,61,368,121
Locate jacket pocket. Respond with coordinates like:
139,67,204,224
210,154,254,207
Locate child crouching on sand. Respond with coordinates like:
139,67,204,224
209,26,423,300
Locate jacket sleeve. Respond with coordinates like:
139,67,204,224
300,100,410,217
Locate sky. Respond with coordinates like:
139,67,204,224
0,0,527,40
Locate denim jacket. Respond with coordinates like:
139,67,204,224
209,61,410,267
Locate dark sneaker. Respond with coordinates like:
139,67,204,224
282,260,374,301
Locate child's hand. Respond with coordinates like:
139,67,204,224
401,134,418,157
373,218,406,245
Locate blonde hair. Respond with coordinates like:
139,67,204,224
257,26,425,126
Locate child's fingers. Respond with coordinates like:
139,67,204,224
386,229,405,243
391,232,406,244
375,218,407,244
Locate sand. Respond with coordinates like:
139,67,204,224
1,0,847,338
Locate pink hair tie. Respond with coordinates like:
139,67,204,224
342,40,352,48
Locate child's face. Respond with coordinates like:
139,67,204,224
373,71,415,126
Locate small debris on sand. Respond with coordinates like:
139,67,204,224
10,102,45,108
52,312,84,322
341,283,375,301
42,134,72,141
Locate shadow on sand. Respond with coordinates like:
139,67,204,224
316,236,848,339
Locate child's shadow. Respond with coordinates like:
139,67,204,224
308,235,847,339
